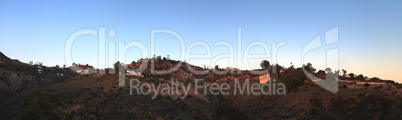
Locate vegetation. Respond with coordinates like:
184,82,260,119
0,52,401,119
278,67,306,92
260,60,270,69
17,90,67,120
364,83,370,87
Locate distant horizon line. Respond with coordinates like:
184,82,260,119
1,51,389,81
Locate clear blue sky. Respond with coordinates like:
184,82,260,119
0,0,401,82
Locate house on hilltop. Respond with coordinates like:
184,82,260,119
76,68,97,75
224,67,239,71
280,68,287,73
259,73,270,84
73,64,96,75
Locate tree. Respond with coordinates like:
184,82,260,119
334,70,340,77
156,56,162,62
215,65,219,70
105,68,110,74
325,68,332,72
273,64,283,74
114,61,123,74
305,63,316,73
371,77,380,82
260,60,270,69
349,73,355,80
357,74,364,81
317,70,326,78
341,69,347,79
342,69,347,77
184,77,194,85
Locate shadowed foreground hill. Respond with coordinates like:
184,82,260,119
1,73,400,119
1,72,401,119
0,52,76,103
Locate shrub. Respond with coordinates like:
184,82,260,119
392,91,398,95
364,83,370,87
212,105,249,120
358,93,365,97
278,68,305,92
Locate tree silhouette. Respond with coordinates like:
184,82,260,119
305,63,316,73
156,56,162,63
342,69,347,78
371,77,380,82
260,60,270,69
325,68,332,72
317,70,326,78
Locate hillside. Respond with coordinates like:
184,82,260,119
0,52,401,119
0,51,11,61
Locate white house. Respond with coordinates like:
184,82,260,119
126,69,142,76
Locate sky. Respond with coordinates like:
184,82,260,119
0,0,401,82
